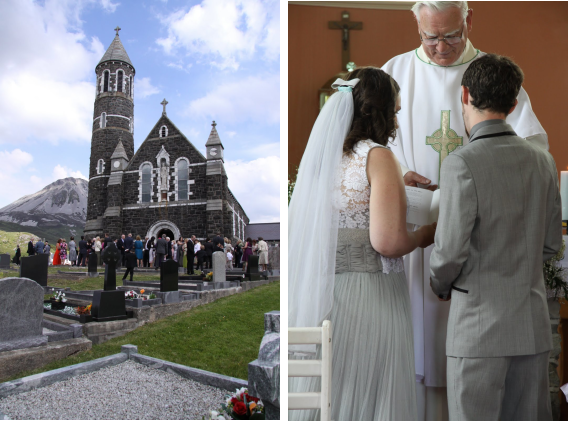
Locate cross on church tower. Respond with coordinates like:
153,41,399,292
212,120,216,127
328,11,363,72
161,98,168,115
114,26,121,36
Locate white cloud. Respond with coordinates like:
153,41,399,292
225,156,280,222
156,0,279,69
136,77,160,98
186,74,279,124
53,164,87,181
0,0,105,145
100,0,120,13
0,149,34,173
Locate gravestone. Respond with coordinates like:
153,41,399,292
160,259,179,292
102,244,121,291
20,254,49,286
0,278,48,352
87,252,99,277
248,311,280,420
92,243,127,322
246,255,261,281
0,254,10,269
212,251,226,283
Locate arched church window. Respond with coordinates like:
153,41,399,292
117,70,123,92
97,159,105,174
130,76,133,98
100,112,106,129
103,70,109,92
160,126,168,138
142,164,151,202
177,159,188,200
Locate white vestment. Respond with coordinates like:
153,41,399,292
382,41,547,419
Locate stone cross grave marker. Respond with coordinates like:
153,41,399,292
0,254,10,269
212,251,226,283
93,243,127,321
87,252,99,277
160,259,179,292
0,277,48,353
102,243,120,291
20,254,49,286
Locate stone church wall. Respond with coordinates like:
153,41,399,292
86,177,110,221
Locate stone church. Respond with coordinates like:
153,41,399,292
84,29,249,242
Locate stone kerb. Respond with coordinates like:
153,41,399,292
248,310,280,420
0,278,48,353
212,251,226,283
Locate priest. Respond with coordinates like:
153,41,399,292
381,1,547,420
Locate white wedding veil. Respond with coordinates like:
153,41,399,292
288,78,360,333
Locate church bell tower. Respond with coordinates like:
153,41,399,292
84,27,135,238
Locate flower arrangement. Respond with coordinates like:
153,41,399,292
207,387,264,420
52,290,67,302
149,293,156,299
76,304,92,315
544,238,568,300
124,290,140,299
204,272,213,282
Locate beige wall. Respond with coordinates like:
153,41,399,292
288,2,568,178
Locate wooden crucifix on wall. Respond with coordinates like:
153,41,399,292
328,11,363,72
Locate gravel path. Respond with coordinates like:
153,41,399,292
0,361,229,420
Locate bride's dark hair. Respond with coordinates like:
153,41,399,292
342,67,400,154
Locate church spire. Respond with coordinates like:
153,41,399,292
205,120,224,162
98,27,134,69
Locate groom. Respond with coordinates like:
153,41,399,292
430,54,562,420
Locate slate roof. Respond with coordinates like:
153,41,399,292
245,223,280,241
98,35,133,68
205,121,224,148
111,140,129,160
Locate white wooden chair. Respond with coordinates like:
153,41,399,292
288,320,332,421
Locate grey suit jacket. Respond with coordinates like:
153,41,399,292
430,120,562,358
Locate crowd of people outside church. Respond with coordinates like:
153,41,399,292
21,233,271,273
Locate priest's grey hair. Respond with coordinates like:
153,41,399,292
411,1,469,22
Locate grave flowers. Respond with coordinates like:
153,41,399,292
207,387,265,420
50,290,67,310
77,304,92,315
204,272,213,282
124,290,139,300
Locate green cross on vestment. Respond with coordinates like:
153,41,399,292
426,110,463,186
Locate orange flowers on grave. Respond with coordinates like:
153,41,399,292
140,289,145,294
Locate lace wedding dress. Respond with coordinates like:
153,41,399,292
289,140,417,421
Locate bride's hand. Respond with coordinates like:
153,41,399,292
417,223,436,248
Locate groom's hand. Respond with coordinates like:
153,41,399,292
404,171,438,191
430,277,451,301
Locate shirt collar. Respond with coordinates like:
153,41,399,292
469,119,507,140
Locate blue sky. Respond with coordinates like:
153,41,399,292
0,0,280,222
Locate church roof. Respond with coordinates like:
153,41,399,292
111,140,129,160
245,223,280,241
205,121,224,148
98,34,133,68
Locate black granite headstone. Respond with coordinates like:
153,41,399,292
91,290,127,321
20,254,49,286
160,259,179,292
246,255,261,281
88,252,98,277
102,244,120,291
0,254,10,269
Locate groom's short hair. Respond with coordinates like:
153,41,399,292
461,54,524,116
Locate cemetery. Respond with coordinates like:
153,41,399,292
0,248,280,419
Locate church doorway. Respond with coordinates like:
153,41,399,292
146,219,181,241
158,228,175,241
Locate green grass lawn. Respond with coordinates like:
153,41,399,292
2,281,280,384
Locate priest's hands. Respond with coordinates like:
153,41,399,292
404,171,438,191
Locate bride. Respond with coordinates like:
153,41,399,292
288,67,436,421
